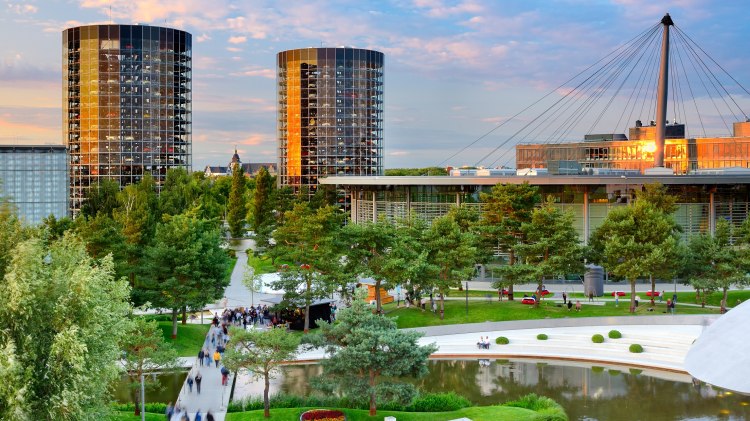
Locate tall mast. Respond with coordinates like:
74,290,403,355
654,13,673,168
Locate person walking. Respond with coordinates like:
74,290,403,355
187,373,194,393
213,349,221,368
221,365,230,386
206,411,215,421
195,371,202,394
194,410,202,421
198,348,205,367
562,292,567,304
165,402,174,420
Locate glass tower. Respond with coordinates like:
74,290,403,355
277,47,384,202
63,24,192,215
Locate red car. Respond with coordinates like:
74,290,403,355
645,291,661,297
521,297,536,305
611,291,627,296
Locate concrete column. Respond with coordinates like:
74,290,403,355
406,186,412,219
372,191,377,223
456,192,460,206
709,191,715,235
351,191,358,224
583,189,590,245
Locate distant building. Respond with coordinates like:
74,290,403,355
0,145,68,225
203,148,276,178
516,121,750,175
63,24,192,216
276,47,384,204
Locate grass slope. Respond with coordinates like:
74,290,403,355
157,321,210,357
385,297,720,329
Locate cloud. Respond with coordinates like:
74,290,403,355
228,35,247,44
196,33,211,42
413,0,483,18
7,3,38,14
230,67,275,79
226,46,242,52
388,151,410,156
0,53,57,82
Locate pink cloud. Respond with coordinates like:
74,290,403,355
228,35,247,44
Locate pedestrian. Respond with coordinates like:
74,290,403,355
198,348,205,367
165,401,174,420
221,365,230,386
195,410,202,421
195,371,202,394
206,411,215,421
187,373,194,393
575,300,582,311
562,292,567,304
660,290,664,303
567,301,573,311
213,350,221,367
588,292,594,302
615,294,619,307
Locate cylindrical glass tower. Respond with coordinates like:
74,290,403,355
277,47,384,203
63,24,192,215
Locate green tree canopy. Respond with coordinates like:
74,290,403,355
227,165,248,238
308,289,437,416
141,214,230,338
80,178,120,218
158,168,201,217
0,235,131,420
223,327,300,418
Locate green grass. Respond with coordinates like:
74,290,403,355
384,297,720,329
107,412,164,421
224,405,540,421
225,256,238,282
247,253,286,274
156,320,210,357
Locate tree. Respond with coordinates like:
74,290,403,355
80,178,120,218
0,203,30,280
242,266,264,307
514,198,584,307
141,214,230,338
270,203,342,332
0,235,131,420
591,200,679,313
159,168,201,217
223,327,300,418
308,288,437,416
685,219,748,312
424,213,478,319
479,183,540,300
249,166,273,232
227,165,247,238
121,318,179,416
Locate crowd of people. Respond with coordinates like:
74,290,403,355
476,336,491,349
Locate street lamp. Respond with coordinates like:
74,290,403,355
620,175,628,203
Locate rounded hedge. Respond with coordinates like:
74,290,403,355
629,343,644,353
537,333,548,340
608,330,622,339
591,334,605,343
496,336,510,345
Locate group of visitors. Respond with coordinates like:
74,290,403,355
218,305,271,330
476,336,491,349
567,300,582,311
165,402,214,421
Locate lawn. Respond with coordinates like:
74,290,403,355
108,412,164,421
156,320,210,357
247,253,285,275
384,296,720,329
224,406,539,421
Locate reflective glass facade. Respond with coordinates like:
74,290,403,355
0,145,68,225
63,24,192,215
277,48,384,202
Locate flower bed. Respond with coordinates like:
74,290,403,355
300,409,346,421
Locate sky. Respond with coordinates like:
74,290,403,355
1,0,749,169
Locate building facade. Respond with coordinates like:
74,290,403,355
63,24,192,215
203,149,276,178
517,121,750,175
0,145,68,225
277,47,384,203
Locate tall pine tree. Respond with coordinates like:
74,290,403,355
227,164,247,238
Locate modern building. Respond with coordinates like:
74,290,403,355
516,121,750,175
0,145,68,225
277,47,384,204
63,24,192,215
203,148,276,178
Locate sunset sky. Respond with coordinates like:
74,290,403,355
1,0,749,168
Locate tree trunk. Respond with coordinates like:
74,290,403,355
629,279,636,314
650,275,655,306
439,292,445,320
133,388,141,416
375,279,382,315
264,371,270,418
369,370,377,416
508,251,515,301
171,308,178,339
535,280,543,308
182,305,187,324
304,277,311,333
721,287,728,313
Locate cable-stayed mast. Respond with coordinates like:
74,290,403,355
653,13,674,170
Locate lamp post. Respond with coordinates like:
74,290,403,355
465,281,469,315
620,175,628,203
140,373,145,421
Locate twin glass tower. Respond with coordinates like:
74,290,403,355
277,47,384,202
63,24,192,215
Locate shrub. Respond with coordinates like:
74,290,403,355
608,369,621,376
504,393,567,421
629,343,644,353
591,334,604,343
301,409,345,421
591,366,604,373
629,368,643,375
608,330,622,339
496,336,510,345
537,333,548,340
410,392,471,412
111,402,168,413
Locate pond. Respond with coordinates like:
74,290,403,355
113,372,187,405
233,359,750,421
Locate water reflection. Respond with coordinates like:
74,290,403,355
112,372,186,405
234,359,750,421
